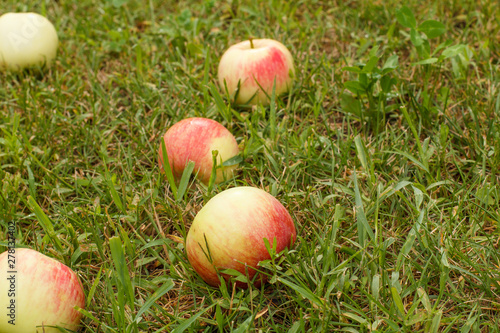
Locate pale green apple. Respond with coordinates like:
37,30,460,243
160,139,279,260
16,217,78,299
0,12,58,70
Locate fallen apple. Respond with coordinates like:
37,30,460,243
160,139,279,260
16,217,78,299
218,38,295,106
158,117,240,185
0,248,85,332
0,12,58,70
186,186,296,287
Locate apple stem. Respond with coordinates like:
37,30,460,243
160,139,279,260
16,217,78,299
249,37,254,49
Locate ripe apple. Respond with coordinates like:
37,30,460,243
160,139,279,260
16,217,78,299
158,117,240,185
0,248,85,332
185,186,296,287
0,12,58,70
218,38,295,106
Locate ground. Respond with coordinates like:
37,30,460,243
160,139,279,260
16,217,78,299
1,0,500,332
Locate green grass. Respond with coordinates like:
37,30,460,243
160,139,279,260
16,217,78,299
1,0,500,331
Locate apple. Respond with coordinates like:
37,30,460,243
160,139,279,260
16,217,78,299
0,248,85,332
158,117,240,185
0,12,58,70
185,186,296,287
218,38,295,106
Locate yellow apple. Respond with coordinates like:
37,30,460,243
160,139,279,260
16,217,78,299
0,248,85,332
0,13,58,70
186,186,296,287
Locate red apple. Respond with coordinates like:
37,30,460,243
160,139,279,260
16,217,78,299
0,248,85,332
158,117,240,185
218,38,295,106
185,186,296,287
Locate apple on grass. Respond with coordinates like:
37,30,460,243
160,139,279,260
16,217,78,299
185,186,296,287
158,117,240,185
0,248,85,332
218,38,295,106
0,12,58,71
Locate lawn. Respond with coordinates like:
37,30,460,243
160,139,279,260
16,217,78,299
1,0,500,331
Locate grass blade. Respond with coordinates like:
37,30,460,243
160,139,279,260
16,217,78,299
27,196,63,253
160,138,178,199
176,160,195,202
109,236,135,310
278,277,325,308
232,315,253,333
105,171,124,213
135,279,175,322
353,170,375,245
171,304,215,333
390,287,406,317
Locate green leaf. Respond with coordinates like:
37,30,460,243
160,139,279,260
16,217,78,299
418,20,446,39
360,56,379,74
396,6,416,29
381,55,399,73
416,39,431,59
380,75,396,93
410,28,424,47
412,58,439,65
344,81,366,95
342,66,362,73
341,93,362,116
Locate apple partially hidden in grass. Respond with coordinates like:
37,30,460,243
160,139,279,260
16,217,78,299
0,248,85,332
186,186,296,287
158,117,240,185
218,38,295,106
0,12,58,70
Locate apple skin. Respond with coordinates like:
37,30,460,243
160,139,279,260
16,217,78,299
0,248,85,333
0,12,58,70
186,186,296,287
158,117,240,185
218,38,295,106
